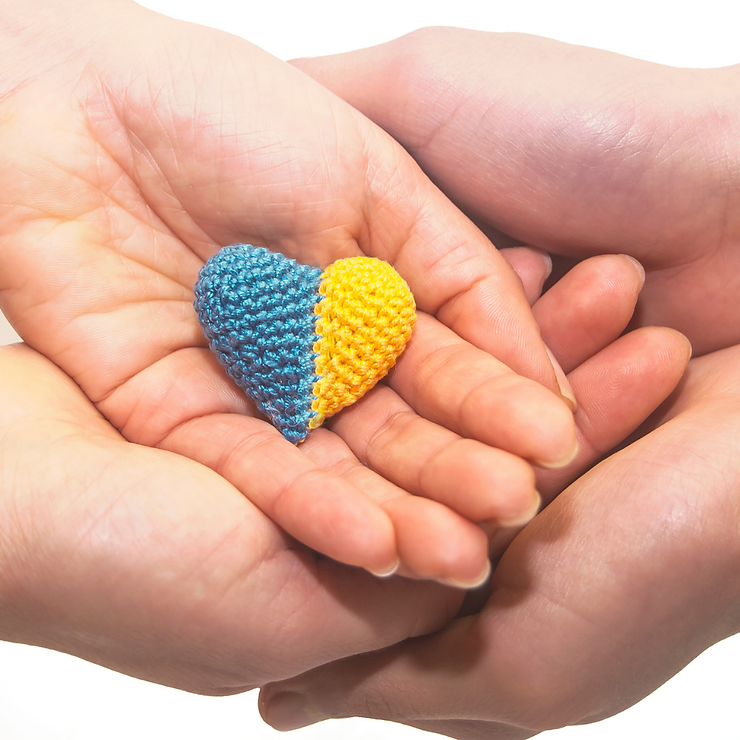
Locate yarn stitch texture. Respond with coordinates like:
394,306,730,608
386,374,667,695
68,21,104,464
194,245,322,444
310,256,416,429
194,244,416,444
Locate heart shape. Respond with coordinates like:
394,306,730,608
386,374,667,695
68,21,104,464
194,244,416,443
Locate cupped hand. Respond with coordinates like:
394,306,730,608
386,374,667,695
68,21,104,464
0,343,461,693
293,28,740,355
0,1,578,585
259,255,702,737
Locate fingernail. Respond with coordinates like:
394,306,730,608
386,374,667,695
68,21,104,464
439,558,491,590
622,254,646,284
545,345,577,413
368,558,400,578
264,692,324,731
536,435,579,469
537,439,579,469
538,249,553,280
498,492,542,528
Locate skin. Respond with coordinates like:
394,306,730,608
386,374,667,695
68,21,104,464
0,2,586,588
0,342,460,693
260,342,740,738
0,9,705,721
256,29,740,736
0,254,688,698
292,27,740,355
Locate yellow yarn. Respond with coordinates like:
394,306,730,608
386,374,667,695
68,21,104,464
309,257,416,428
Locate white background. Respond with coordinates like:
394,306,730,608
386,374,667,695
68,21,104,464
2,1,739,738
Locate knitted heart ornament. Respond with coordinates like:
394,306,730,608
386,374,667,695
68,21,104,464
194,244,416,444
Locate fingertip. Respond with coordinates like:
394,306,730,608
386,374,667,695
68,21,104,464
439,558,492,590
673,328,693,363
546,344,577,412
462,377,579,469
650,325,692,377
534,432,580,470
621,253,646,285
368,558,401,579
385,496,491,586
529,391,580,468
496,491,543,528
276,473,399,574
499,246,553,304
261,691,325,732
420,438,540,525
343,505,400,576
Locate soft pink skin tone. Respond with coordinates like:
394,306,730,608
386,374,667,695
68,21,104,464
262,343,740,737
255,30,740,737
260,254,715,739
0,7,701,717
0,253,687,700
0,2,588,588
292,28,740,356
0,342,462,693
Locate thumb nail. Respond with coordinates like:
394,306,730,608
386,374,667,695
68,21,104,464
545,345,577,412
263,691,325,731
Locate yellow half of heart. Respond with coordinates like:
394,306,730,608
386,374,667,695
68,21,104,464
309,256,416,429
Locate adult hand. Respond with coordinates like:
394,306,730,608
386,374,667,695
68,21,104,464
293,28,740,355
261,261,732,739
0,343,463,692
0,2,579,586
0,252,686,703
259,36,740,736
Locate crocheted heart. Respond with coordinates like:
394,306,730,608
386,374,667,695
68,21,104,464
194,244,416,444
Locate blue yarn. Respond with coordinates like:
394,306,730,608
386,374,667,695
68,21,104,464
193,244,322,444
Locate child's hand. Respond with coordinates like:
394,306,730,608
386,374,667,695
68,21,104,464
0,0,574,584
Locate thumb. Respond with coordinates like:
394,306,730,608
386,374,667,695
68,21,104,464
258,615,525,734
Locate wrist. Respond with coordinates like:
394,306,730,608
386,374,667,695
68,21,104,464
695,66,740,248
0,345,38,644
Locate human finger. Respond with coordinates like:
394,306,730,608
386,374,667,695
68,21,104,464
0,343,463,692
485,255,688,557
260,348,740,733
115,340,525,584
84,12,563,392
497,246,552,305
157,409,403,575
301,426,492,587
385,313,578,468
538,326,690,502
534,254,646,373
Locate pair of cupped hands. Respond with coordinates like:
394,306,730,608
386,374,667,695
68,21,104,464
1,1,739,737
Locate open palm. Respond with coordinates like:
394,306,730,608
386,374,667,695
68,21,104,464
0,1,581,585
0,254,687,699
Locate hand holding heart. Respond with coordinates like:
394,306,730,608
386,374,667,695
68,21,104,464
193,246,417,444
0,0,684,698
0,0,719,726
0,0,584,586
